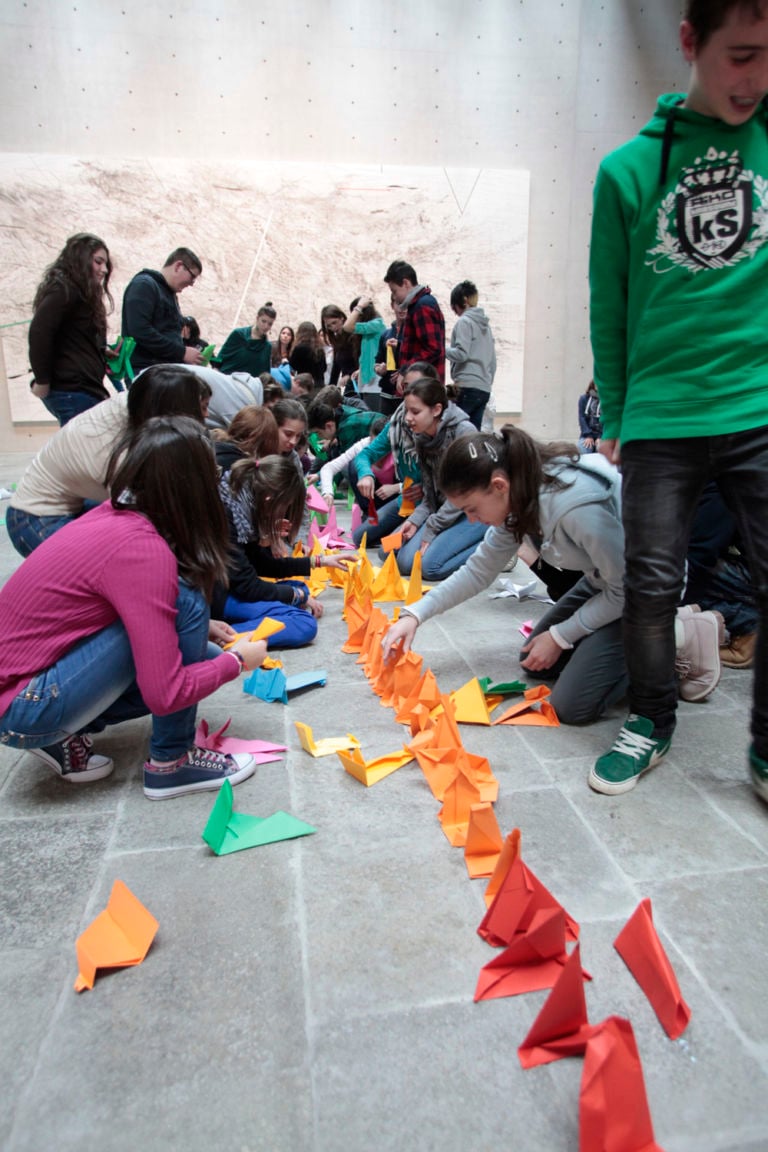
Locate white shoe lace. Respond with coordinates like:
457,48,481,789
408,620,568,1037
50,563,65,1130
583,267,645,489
612,726,656,762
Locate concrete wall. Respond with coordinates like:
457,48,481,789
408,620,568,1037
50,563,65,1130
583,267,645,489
0,0,688,443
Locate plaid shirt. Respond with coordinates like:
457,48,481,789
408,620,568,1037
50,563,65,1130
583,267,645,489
399,286,446,381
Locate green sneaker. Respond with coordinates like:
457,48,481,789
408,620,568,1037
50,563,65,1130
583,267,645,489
589,715,671,795
749,746,768,804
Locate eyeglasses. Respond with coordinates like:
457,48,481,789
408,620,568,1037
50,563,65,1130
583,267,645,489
182,263,200,283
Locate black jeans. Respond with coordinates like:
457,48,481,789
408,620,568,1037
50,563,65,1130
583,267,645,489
621,427,768,753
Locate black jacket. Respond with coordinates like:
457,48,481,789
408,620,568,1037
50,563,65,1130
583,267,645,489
121,269,185,372
28,281,108,398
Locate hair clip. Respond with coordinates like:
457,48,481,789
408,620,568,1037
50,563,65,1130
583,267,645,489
484,441,498,462
468,442,478,459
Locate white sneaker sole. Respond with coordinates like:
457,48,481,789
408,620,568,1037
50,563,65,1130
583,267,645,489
143,754,256,800
29,747,115,783
588,745,668,796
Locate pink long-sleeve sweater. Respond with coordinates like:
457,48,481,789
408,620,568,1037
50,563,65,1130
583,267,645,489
0,502,238,718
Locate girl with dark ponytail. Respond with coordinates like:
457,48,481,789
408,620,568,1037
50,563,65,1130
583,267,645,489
383,425,629,726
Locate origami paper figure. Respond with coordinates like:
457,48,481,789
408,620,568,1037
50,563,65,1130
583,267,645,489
412,744,466,801
484,828,521,908
342,595,372,654
439,764,484,845
367,497,379,526
350,502,363,533
357,547,377,594
518,944,597,1068
294,721,360,758
492,684,560,727
195,718,286,761
449,677,494,725
614,898,691,1040
305,483,329,513
380,528,404,553
371,551,406,602
579,1016,664,1152
202,779,316,856
519,619,534,639
222,617,286,649
478,677,527,696
394,668,442,722
391,649,424,706
404,547,424,605
371,654,397,704
464,803,504,879
243,667,327,703
474,908,590,1001
478,852,579,946
337,744,414,786
399,476,417,517
74,880,158,993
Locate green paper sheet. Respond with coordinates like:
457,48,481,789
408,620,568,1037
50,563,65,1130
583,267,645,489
202,780,316,854
479,677,527,696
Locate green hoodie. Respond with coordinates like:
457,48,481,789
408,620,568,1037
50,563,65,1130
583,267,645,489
590,93,768,445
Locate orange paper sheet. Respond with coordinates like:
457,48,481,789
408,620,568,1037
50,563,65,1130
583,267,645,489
449,677,494,725
380,528,404,553
614,898,691,1040
74,880,158,992
398,476,417,517
222,617,287,649
492,685,560,727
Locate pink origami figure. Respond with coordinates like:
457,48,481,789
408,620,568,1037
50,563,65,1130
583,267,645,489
195,718,286,762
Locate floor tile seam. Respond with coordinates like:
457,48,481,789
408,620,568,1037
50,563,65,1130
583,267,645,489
676,770,768,857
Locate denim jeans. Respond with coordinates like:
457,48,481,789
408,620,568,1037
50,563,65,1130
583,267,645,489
524,577,627,724
621,428,768,753
353,496,403,548
456,387,489,431
41,390,103,426
394,514,488,580
5,506,78,559
0,581,210,761
223,595,318,648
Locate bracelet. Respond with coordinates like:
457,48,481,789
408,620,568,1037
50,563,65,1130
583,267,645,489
228,650,246,673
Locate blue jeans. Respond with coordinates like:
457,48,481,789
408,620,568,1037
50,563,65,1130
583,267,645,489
456,387,489,431
224,595,318,648
621,429,768,754
0,582,209,761
524,577,627,724
6,506,78,558
41,391,104,426
393,515,488,580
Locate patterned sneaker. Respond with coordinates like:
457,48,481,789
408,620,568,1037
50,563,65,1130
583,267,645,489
143,746,256,800
30,734,114,784
748,746,768,804
589,715,671,795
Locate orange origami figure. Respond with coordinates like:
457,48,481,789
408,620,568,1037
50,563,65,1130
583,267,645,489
222,617,286,649
356,607,389,667
74,880,158,992
579,1016,664,1152
518,944,597,1067
614,898,691,1040
371,552,406,602
492,684,560,727
398,476,417,517
380,528,404,554
438,762,484,845
484,828,522,908
341,595,371,653
464,803,504,879
449,677,495,725
389,649,424,707
474,908,590,1001
337,744,414,786
395,668,442,722
404,547,425,605
478,850,579,947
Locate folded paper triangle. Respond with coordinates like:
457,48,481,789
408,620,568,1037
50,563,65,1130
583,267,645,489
357,548,376,592
518,944,597,1067
411,745,463,800
474,908,590,1001
492,685,560,727
74,880,158,992
202,778,316,855
438,763,484,845
350,503,363,533
404,547,424,604
449,677,494,725
305,484,329,513
390,649,424,708
294,721,361,758
242,666,288,703
464,803,504,879
394,668,441,721
195,718,286,761
484,828,521,907
367,497,379,526
337,744,413,786
341,595,371,653
579,1016,664,1152
371,551,406,602
380,528,404,553
614,898,691,1040
222,616,287,648
399,476,417,517
478,852,579,946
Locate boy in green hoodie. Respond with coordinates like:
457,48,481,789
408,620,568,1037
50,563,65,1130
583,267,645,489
589,0,768,802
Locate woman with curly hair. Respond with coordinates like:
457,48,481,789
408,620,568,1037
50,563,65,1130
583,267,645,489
28,233,114,426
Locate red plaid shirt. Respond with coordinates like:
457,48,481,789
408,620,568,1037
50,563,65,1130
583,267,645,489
398,286,446,382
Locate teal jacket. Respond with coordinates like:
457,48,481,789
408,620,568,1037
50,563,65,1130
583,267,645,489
590,93,768,444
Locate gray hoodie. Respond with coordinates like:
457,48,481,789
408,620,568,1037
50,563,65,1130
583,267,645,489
405,455,624,646
445,307,497,392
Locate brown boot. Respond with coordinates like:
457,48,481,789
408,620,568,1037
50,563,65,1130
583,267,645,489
720,633,756,669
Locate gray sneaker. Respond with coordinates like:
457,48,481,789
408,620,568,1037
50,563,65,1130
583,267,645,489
675,610,722,702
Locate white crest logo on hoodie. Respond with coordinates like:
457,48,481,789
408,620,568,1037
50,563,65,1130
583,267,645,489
646,147,768,273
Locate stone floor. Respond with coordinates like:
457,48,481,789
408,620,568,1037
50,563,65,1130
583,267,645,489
0,450,766,1152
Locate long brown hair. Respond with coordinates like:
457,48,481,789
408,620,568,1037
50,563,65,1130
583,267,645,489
211,405,279,457
108,416,229,597
437,425,579,541
34,232,113,338
226,454,306,552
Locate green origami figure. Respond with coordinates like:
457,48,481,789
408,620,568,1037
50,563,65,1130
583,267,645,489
202,780,316,856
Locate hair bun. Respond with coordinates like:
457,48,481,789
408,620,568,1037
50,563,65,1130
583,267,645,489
264,301,273,308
